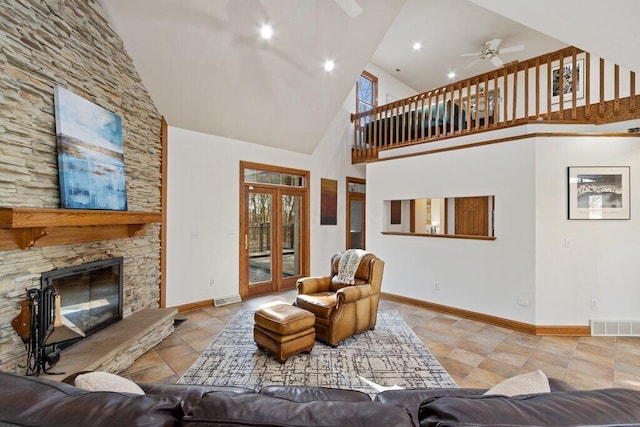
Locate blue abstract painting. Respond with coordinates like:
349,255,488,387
54,86,127,210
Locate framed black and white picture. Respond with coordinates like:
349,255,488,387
552,58,584,104
568,166,630,220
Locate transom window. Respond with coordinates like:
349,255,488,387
244,168,305,187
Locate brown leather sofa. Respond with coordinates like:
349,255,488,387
3,370,640,426
294,252,384,346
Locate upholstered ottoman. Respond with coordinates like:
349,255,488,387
254,304,315,363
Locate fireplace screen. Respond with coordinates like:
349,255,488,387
41,257,123,339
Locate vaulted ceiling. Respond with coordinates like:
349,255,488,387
99,0,636,154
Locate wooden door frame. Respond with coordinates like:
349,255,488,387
160,117,167,308
345,177,366,249
239,161,310,299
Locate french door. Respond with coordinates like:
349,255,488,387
240,162,309,299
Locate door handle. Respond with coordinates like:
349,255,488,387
244,234,248,250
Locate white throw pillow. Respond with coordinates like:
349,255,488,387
74,371,145,395
484,369,550,396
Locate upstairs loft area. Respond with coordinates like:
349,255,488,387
350,47,640,163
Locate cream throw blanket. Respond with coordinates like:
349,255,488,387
336,249,371,285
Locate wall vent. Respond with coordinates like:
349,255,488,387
590,319,640,336
213,294,242,307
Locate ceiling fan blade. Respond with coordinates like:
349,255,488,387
334,0,362,18
487,38,502,50
460,52,482,57
490,56,504,67
465,58,482,69
499,44,525,54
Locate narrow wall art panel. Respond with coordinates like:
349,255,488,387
54,86,127,210
320,178,338,225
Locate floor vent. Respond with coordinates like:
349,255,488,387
213,294,242,307
590,319,640,336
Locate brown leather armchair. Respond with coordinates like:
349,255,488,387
294,252,384,347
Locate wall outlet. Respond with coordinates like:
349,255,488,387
564,237,571,248
434,282,440,290
210,278,215,287
590,298,597,310
517,296,530,307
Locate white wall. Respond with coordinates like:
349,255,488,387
167,125,370,307
367,139,537,323
535,136,640,324
166,63,414,307
367,132,640,326
167,129,306,306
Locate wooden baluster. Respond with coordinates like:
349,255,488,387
426,91,433,139
571,49,577,119
373,109,378,150
546,55,552,121
484,75,490,128
494,73,499,126
511,64,518,122
524,63,529,120
420,94,425,140
614,64,620,114
585,53,591,118
458,83,463,133
558,52,564,118
365,110,371,153
411,96,417,141
435,90,441,138
395,102,400,144
535,59,540,119
599,58,605,117
474,80,480,129
403,99,408,143
467,80,472,132
443,87,449,137
411,96,416,141
383,106,388,148
352,114,358,161
502,68,509,124
506,66,512,124
630,70,636,112
390,103,395,146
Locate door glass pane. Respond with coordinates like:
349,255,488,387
282,194,300,277
248,192,272,284
349,199,363,249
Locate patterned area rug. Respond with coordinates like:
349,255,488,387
178,310,457,394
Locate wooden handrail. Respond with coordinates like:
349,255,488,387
351,46,640,163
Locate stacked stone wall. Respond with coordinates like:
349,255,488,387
0,0,162,373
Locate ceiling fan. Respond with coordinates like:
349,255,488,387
461,38,525,69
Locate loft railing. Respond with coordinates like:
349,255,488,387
350,46,640,163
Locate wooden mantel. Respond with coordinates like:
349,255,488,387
0,207,162,250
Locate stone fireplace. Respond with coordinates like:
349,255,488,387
0,0,168,375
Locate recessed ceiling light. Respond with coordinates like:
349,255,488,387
260,24,273,40
447,72,456,79
324,60,335,72
412,42,422,51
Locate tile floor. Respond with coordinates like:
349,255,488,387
123,290,640,391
